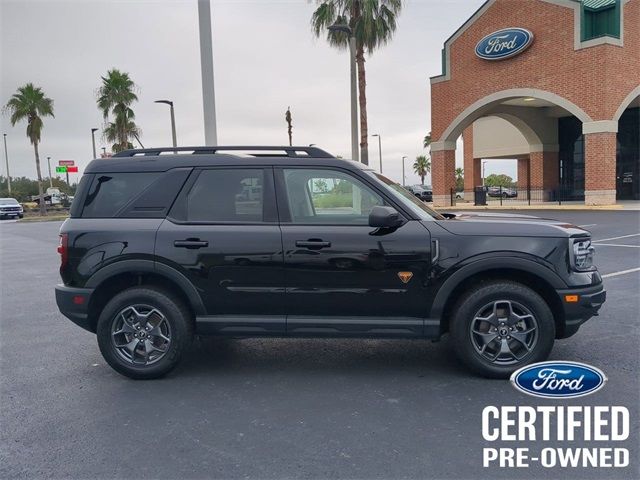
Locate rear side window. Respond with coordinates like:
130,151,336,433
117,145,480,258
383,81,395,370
82,173,159,218
186,169,266,223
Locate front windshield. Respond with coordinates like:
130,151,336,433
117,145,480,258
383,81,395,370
0,199,19,205
365,172,444,221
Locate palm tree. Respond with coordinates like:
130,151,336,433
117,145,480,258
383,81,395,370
455,167,464,191
423,132,431,149
97,69,140,153
311,0,403,166
4,83,54,216
413,155,430,185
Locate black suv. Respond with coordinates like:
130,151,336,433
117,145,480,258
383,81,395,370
55,146,605,379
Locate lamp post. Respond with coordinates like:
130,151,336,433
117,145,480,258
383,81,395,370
155,100,177,147
328,23,359,163
2,134,10,193
47,156,53,188
402,156,407,186
371,134,382,173
91,128,98,159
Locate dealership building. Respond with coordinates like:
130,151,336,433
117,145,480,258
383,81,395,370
429,0,639,206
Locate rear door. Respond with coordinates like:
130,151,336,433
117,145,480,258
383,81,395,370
276,167,433,337
155,167,286,335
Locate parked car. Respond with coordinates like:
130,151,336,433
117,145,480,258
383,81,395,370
487,186,518,198
56,146,605,379
0,198,24,219
407,184,433,202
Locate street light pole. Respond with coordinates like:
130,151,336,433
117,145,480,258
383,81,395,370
155,100,177,147
2,134,10,193
198,0,218,145
47,156,53,188
91,128,98,159
372,134,382,173
328,24,359,163
482,160,488,186
402,156,407,186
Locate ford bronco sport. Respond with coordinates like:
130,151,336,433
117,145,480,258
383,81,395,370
55,146,605,379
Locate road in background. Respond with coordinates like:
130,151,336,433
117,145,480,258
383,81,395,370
1,211,638,479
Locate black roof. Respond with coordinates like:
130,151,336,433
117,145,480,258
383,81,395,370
85,146,367,173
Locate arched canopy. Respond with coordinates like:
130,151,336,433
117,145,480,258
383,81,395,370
438,88,593,145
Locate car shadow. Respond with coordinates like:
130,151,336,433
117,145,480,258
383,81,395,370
175,336,472,379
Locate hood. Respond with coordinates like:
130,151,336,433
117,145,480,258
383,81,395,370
435,211,590,238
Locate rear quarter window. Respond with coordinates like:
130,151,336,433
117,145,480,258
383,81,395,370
81,173,160,218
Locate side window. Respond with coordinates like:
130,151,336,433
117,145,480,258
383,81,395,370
283,169,383,225
186,169,265,223
82,173,159,218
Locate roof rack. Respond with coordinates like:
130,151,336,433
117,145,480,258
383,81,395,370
112,146,334,158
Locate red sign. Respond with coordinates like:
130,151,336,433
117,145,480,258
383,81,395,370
66,166,79,173
58,160,75,166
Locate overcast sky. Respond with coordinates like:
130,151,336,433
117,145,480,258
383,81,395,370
1,0,520,186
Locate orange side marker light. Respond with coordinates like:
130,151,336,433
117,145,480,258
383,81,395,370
564,295,579,303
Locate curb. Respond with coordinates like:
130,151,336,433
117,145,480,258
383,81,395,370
434,204,625,211
19,215,69,223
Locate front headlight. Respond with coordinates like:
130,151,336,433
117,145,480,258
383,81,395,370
570,238,595,271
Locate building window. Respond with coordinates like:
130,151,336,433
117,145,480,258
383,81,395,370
581,0,621,41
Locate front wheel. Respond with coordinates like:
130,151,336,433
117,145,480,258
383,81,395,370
96,286,193,379
450,281,555,378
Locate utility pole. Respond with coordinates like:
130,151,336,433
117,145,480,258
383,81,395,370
2,134,10,193
402,156,407,186
328,24,359,163
372,134,383,173
91,128,98,159
198,0,218,145
47,156,53,188
285,107,293,146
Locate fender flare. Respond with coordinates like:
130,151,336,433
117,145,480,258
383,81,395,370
85,259,206,315
429,256,567,319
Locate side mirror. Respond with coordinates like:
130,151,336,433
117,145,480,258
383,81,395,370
369,206,404,229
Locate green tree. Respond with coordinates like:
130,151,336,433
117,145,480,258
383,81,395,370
3,83,54,215
484,173,514,188
413,155,430,185
97,69,140,153
311,0,403,166
455,167,464,191
423,132,431,149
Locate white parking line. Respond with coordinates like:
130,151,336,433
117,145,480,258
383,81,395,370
602,268,640,279
579,224,597,228
595,243,640,248
593,233,640,243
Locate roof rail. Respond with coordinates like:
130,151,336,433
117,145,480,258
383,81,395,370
112,146,335,158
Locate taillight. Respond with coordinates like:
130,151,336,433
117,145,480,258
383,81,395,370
58,233,68,269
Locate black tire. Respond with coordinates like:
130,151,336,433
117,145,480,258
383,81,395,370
450,281,555,378
96,286,193,379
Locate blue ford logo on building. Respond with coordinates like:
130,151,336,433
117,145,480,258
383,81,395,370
475,28,534,60
511,361,606,398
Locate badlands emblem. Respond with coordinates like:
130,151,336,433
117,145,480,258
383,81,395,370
397,272,413,284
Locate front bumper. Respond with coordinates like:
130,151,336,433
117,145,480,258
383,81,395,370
55,284,95,333
555,283,606,338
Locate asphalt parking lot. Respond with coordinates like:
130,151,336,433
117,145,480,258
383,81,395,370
1,210,639,479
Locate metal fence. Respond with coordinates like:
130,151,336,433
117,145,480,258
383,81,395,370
468,186,580,206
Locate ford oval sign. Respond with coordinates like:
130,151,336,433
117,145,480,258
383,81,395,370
510,361,606,399
475,28,534,60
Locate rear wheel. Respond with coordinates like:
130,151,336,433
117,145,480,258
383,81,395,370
96,286,193,379
450,281,555,378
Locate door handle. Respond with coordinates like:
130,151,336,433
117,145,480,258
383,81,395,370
295,240,331,249
174,239,209,249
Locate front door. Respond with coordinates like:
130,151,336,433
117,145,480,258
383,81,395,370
276,167,432,337
155,167,286,335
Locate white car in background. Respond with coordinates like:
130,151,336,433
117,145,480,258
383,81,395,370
0,198,24,219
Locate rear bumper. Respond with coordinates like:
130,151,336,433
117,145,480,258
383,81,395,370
556,283,606,338
55,284,95,333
